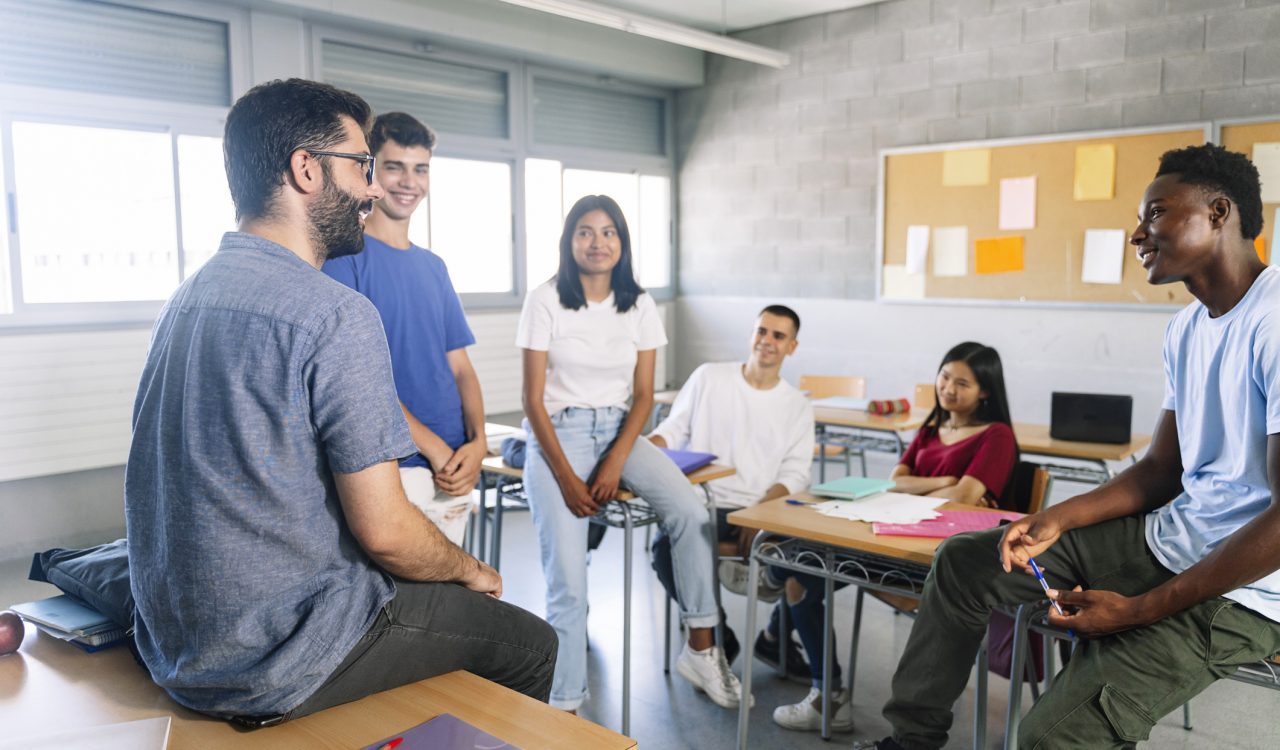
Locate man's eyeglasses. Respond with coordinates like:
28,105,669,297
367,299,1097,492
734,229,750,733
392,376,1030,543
305,150,376,185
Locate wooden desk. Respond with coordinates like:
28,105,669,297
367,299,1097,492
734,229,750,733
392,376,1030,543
1,627,634,749
1013,422,1152,484
728,496,995,749
812,407,928,481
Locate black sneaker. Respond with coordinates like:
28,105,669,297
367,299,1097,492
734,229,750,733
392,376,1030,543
753,629,811,684
851,739,904,750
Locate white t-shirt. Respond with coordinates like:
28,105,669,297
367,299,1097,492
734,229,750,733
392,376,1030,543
651,362,815,509
515,281,667,415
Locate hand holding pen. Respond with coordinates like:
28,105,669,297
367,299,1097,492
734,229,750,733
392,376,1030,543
1028,557,1074,638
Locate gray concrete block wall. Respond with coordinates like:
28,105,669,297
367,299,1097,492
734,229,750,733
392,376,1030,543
675,0,1280,299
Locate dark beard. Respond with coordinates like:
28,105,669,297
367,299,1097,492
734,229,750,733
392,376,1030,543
309,178,372,263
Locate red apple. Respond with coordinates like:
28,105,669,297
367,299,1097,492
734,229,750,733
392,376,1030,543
0,611,24,655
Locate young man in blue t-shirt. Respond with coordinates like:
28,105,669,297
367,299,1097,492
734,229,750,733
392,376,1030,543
855,144,1280,750
324,113,486,545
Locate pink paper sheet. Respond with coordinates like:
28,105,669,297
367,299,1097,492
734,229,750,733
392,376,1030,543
872,509,1024,538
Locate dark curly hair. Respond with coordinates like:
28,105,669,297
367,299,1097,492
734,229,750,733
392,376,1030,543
1155,143,1263,240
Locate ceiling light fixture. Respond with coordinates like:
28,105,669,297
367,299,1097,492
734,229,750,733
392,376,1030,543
492,0,790,68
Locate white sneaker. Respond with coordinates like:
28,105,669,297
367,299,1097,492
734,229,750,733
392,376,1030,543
718,560,784,602
675,643,755,709
772,687,854,732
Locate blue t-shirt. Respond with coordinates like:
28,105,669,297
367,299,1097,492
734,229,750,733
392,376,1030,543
125,232,416,716
324,236,476,468
1148,265,1280,623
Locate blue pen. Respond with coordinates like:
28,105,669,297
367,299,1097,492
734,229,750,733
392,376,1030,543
785,498,808,506
1029,557,1074,637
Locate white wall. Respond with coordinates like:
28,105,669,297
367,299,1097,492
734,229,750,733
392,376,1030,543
675,296,1171,433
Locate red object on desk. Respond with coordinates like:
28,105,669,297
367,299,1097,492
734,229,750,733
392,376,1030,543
872,509,1024,538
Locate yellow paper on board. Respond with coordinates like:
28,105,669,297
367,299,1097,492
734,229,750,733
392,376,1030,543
1256,235,1267,264
942,149,990,186
1074,144,1116,201
975,236,1024,274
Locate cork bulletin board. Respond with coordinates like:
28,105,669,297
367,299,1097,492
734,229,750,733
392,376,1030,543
878,124,1210,308
1218,118,1280,263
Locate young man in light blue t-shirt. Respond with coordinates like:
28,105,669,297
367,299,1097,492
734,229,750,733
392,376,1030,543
856,144,1280,750
324,113,486,545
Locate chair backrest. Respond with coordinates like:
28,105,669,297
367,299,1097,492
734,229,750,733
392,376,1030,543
914,382,937,409
1003,461,1051,515
799,374,866,399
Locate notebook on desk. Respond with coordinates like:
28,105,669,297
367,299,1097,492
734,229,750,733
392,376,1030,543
658,447,717,474
359,713,519,750
1050,392,1132,444
810,476,897,500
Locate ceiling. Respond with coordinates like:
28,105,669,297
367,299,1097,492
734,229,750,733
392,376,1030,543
587,0,880,33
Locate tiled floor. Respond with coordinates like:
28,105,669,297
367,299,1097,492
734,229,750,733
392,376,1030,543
3,449,1278,748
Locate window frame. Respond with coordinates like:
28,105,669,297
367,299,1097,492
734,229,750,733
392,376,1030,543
0,0,247,331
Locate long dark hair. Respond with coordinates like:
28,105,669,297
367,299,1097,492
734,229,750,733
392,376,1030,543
921,342,1013,435
555,195,645,312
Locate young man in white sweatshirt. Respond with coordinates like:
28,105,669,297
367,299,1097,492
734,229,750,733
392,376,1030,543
648,304,816,693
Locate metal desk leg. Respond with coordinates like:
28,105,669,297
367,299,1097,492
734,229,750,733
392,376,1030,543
1004,604,1036,750
821,549,835,740
621,502,634,737
492,485,505,571
848,587,865,704
817,425,828,483
477,477,489,564
736,533,768,750
777,586,789,679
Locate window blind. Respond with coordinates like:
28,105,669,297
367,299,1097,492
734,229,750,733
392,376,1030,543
0,0,230,106
532,77,666,157
321,41,509,140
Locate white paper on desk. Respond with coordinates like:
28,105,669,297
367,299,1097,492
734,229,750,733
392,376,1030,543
1081,228,1125,285
812,493,946,524
0,717,171,750
905,225,930,274
932,226,968,277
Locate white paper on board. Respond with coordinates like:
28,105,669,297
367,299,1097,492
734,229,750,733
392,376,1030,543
1254,143,1280,204
882,264,925,299
905,225,930,275
998,176,1036,231
932,226,968,277
1081,228,1126,285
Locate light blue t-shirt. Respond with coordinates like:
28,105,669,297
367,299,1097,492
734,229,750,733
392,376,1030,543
1148,265,1280,622
323,236,476,467
126,232,417,716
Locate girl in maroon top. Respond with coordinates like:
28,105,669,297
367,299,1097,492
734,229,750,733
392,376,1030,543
894,341,1017,507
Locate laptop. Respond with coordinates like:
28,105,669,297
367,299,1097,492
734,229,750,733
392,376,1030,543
1050,392,1133,444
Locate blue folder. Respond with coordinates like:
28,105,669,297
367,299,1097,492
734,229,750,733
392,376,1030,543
360,713,518,750
659,447,717,474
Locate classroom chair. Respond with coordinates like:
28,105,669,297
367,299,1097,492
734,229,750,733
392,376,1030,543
914,382,937,409
801,374,869,480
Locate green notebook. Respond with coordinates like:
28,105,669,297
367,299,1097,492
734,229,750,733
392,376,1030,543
810,476,896,500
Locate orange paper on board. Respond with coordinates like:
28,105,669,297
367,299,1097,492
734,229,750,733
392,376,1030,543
975,236,1024,274
1256,235,1267,263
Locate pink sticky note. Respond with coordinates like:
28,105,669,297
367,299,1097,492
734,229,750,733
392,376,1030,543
999,176,1036,231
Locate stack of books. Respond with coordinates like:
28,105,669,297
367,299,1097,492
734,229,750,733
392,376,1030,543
10,594,128,652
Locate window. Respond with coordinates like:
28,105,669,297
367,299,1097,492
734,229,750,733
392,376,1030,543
177,134,237,278
411,157,514,294
525,161,671,291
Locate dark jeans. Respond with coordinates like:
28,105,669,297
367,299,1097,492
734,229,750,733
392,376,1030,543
788,570,846,688
650,508,797,645
883,515,1280,750
286,579,557,720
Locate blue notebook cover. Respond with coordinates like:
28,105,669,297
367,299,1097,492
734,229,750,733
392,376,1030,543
359,713,519,750
810,476,896,500
659,447,717,474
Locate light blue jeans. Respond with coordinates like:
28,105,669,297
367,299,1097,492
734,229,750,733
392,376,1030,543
524,406,719,709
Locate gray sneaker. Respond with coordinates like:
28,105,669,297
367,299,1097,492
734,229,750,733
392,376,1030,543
718,560,784,602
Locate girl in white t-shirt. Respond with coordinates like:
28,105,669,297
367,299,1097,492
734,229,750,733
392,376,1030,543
516,195,744,713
